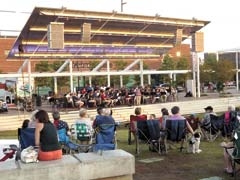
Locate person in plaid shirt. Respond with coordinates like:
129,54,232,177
52,111,70,135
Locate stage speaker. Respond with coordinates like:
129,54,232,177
81,23,91,43
47,22,64,49
175,29,183,46
192,32,204,52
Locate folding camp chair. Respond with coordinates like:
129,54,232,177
128,114,147,145
147,120,167,154
18,128,35,150
233,158,240,180
165,119,187,152
14,128,36,161
71,123,93,152
201,114,223,141
93,123,116,152
134,120,163,155
57,128,85,154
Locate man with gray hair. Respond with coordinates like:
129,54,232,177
52,111,70,135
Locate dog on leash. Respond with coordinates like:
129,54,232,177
188,132,202,154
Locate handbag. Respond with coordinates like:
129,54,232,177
21,146,39,163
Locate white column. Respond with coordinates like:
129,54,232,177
120,75,123,87
148,74,151,85
69,60,73,92
140,59,144,86
54,77,58,95
236,52,239,91
89,76,92,87
107,60,110,87
196,55,201,98
27,60,32,97
173,74,176,81
192,52,197,98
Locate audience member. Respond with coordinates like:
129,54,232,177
35,110,62,161
75,108,93,134
52,111,70,135
159,108,169,130
28,109,39,128
93,108,115,129
21,119,30,129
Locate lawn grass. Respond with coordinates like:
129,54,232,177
0,126,233,180
116,126,232,180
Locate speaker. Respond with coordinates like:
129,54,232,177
81,23,91,43
192,32,204,52
175,29,183,45
47,22,64,49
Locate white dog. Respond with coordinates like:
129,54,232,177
188,132,202,154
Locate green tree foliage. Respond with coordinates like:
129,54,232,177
214,60,235,84
200,56,235,92
176,57,191,85
35,61,53,88
160,54,175,70
35,61,70,91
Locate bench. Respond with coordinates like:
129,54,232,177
0,149,135,180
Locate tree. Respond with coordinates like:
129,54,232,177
214,60,235,92
158,55,174,83
160,54,175,70
176,57,191,85
200,56,235,92
35,61,53,89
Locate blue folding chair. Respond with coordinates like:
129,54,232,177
94,124,116,151
165,119,187,152
18,128,35,150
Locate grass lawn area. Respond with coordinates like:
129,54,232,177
0,126,233,180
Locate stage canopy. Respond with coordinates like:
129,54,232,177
8,7,209,60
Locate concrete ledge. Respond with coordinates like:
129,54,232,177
74,150,135,180
0,149,135,180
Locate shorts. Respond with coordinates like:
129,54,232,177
38,149,62,161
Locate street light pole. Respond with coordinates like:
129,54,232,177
121,0,127,12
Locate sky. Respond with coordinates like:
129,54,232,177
0,0,240,52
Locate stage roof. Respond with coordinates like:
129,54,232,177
8,7,210,60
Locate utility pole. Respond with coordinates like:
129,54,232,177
121,0,127,12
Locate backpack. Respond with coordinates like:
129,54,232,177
232,127,240,159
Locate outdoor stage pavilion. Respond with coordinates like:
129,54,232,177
3,7,209,95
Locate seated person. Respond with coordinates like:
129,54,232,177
167,106,194,151
159,108,169,130
28,110,39,128
129,107,147,140
52,111,70,135
22,119,30,129
149,114,156,120
75,108,94,136
93,108,115,129
184,91,193,97
35,110,62,161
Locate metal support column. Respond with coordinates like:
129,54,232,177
27,60,32,97
140,59,144,86
192,52,197,98
120,75,123,87
107,60,110,87
69,60,73,92
89,76,92,87
236,52,239,91
148,74,151,85
196,55,201,98
54,77,58,95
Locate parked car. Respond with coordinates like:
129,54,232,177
0,99,8,113
176,85,185,92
